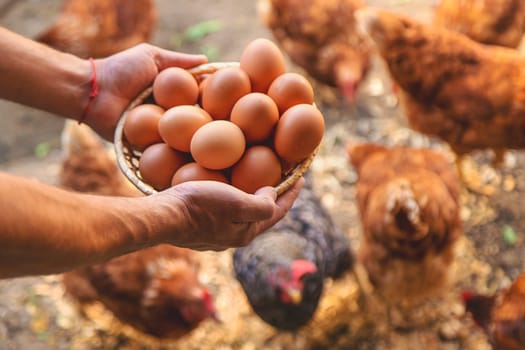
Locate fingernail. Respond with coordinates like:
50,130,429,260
254,186,277,201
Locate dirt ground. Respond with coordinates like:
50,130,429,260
1,0,525,349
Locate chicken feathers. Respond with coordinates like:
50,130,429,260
259,0,371,102
59,121,216,339
355,8,525,161
434,0,525,48
233,174,353,331
348,143,462,303
463,272,525,350
36,0,157,58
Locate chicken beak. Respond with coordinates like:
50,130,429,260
286,287,303,304
340,81,356,104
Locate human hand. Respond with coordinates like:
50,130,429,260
84,44,208,140
145,178,305,251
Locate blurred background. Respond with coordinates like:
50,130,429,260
1,1,525,349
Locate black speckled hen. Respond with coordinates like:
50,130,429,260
233,174,353,331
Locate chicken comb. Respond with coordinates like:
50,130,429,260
461,290,475,302
290,259,318,282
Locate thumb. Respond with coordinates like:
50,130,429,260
232,187,277,223
254,186,278,201
154,48,208,71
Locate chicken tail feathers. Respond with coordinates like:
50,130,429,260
59,120,141,196
462,292,495,333
347,143,386,171
385,179,429,239
61,120,106,158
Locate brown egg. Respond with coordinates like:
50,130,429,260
201,67,251,120
197,75,210,107
190,120,246,170
171,162,229,186
231,145,282,194
158,105,212,152
274,104,325,162
267,72,315,114
153,67,199,109
230,92,279,143
139,143,188,190
123,104,164,150
240,38,286,93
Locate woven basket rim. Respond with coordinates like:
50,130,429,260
114,62,317,196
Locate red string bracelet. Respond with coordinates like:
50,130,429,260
78,57,99,124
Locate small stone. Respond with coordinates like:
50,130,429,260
369,78,386,96
460,207,471,221
239,342,256,350
449,302,465,317
384,94,398,108
502,176,516,192
439,319,462,341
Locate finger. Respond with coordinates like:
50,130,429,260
154,48,208,71
275,177,304,216
223,222,256,247
259,177,305,232
254,186,277,201
276,177,305,208
232,189,277,223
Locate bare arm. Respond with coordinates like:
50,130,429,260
0,26,208,140
0,27,304,278
0,172,158,278
0,172,304,278
0,27,92,119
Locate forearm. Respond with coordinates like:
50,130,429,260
0,172,163,278
0,27,91,120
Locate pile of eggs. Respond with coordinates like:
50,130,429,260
123,38,325,194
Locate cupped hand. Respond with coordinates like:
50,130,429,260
147,178,305,251
85,43,208,140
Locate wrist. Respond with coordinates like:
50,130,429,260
86,196,159,256
44,52,94,120
0,176,160,276
0,28,93,118
56,194,158,265
140,192,189,246
77,58,99,124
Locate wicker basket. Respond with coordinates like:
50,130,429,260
114,62,318,196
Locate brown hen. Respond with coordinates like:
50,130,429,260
347,143,462,305
36,0,157,58
258,0,371,103
59,121,217,339
463,272,525,350
433,0,525,48
355,8,525,166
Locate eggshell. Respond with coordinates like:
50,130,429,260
190,120,246,170
171,162,229,186
123,104,164,150
267,72,315,114
158,105,212,152
274,104,325,162
197,75,210,107
153,67,199,109
240,38,286,93
139,143,188,190
201,67,251,120
230,92,279,143
231,145,282,194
